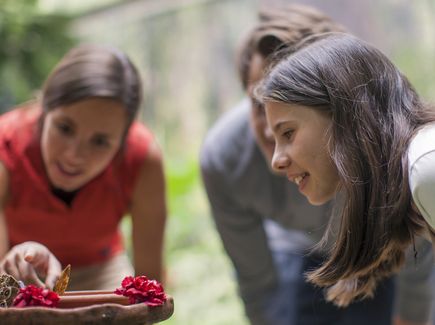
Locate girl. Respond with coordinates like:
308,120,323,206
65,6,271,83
0,45,166,290
259,33,435,308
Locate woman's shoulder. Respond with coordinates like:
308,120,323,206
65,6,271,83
126,121,154,148
119,121,156,169
0,101,40,130
0,102,41,167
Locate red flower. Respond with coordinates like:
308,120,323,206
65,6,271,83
114,276,166,306
12,285,59,308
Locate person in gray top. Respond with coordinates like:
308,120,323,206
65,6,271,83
200,4,434,325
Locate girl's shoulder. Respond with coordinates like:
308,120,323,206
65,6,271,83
408,123,435,229
408,123,435,165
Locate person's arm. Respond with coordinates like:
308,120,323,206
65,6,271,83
130,140,166,283
0,161,61,288
200,153,278,325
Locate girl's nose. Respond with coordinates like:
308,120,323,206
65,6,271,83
271,148,290,173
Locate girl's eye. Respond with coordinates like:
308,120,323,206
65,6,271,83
282,130,293,140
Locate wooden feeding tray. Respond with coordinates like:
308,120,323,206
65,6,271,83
0,266,174,324
0,290,174,325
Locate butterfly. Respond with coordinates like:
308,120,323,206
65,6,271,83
53,264,71,295
0,274,21,307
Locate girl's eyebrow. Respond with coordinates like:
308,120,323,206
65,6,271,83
272,121,286,133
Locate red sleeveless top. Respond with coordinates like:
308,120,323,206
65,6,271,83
0,105,153,267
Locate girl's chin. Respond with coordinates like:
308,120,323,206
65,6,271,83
306,193,335,206
307,198,327,206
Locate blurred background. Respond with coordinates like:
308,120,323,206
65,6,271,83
1,0,434,324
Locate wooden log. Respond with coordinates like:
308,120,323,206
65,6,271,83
58,293,129,308
62,290,114,296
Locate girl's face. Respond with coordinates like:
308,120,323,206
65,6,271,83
265,101,340,205
41,97,128,191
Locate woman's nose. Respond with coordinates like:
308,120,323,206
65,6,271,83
65,140,87,162
271,148,290,172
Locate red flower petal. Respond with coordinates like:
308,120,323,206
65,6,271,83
12,285,59,308
114,275,167,306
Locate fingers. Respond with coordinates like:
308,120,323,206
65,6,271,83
2,258,20,279
44,256,62,289
23,244,62,289
23,245,49,269
23,243,51,273
0,255,20,279
44,271,59,289
0,251,44,286
17,258,44,287
23,247,37,263
0,242,58,288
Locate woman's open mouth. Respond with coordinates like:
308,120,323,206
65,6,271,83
56,162,82,177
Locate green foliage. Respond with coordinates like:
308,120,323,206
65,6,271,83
0,0,75,111
393,47,435,101
162,155,248,325
165,157,205,251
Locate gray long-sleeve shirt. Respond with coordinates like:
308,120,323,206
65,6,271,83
200,99,434,322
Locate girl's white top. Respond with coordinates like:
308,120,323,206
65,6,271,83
408,123,435,229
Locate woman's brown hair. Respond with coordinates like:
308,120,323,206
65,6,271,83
41,44,142,127
259,33,435,306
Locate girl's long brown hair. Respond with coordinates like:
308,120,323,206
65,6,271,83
260,33,435,306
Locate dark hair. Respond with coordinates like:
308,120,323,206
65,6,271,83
236,4,345,90
41,44,142,126
260,33,435,306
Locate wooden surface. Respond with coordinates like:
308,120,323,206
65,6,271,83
0,296,174,325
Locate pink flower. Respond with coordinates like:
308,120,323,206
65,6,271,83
12,285,59,308
114,275,166,306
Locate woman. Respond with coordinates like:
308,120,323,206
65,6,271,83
0,45,166,291
259,33,435,308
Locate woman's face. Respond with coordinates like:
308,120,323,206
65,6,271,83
247,53,276,168
41,97,128,191
265,101,340,205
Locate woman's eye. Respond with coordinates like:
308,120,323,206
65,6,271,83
56,123,73,136
91,137,110,148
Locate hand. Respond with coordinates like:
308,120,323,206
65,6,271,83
0,241,62,289
393,316,431,325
